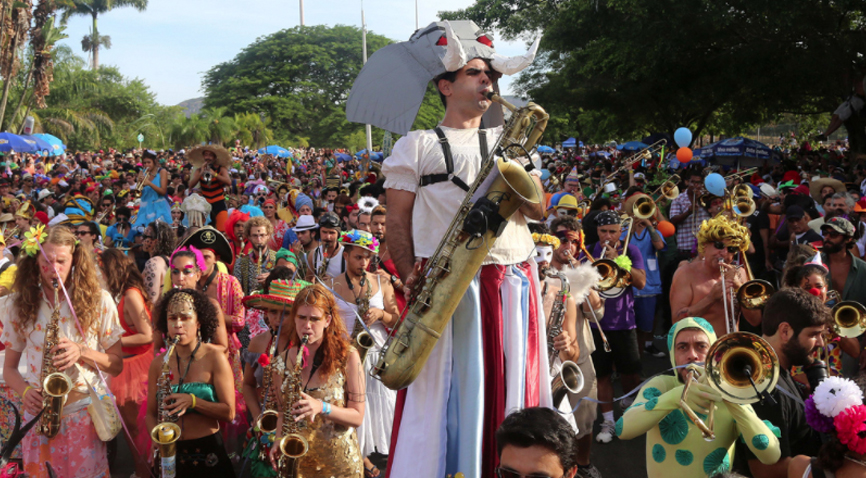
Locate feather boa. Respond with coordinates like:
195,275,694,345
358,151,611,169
564,262,602,305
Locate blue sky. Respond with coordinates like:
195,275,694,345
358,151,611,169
57,0,529,106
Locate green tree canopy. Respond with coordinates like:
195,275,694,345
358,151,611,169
443,0,866,145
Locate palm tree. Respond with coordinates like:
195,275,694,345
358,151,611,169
61,0,147,70
200,106,235,146
234,112,273,149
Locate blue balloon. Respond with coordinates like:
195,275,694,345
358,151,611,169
541,169,551,181
674,127,692,148
704,173,726,197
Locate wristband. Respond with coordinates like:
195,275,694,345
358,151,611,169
321,400,331,416
22,385,33,398
190,393,197,409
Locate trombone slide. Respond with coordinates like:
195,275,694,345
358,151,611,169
679,367,715,441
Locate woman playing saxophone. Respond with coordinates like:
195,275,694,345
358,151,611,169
145,288,236,477
268,284,365,477
1,225,124,478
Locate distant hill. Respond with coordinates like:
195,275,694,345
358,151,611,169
178,97,204,117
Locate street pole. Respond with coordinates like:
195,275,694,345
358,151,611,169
362,2,372,174
300,0,305,26
415,0,419,30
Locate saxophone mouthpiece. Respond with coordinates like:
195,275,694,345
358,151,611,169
484,89,496,100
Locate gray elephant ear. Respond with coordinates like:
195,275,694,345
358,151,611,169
440,21,468,72
490,36,541,76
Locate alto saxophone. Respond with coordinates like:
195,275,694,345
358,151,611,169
374,92,547,390
254,334,280,461
351,277,374,364
543,270,584,408
278,335,310,477
151,336,181,478
39,279,73,438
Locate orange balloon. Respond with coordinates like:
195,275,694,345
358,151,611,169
657,220,676,238
676,147,693,163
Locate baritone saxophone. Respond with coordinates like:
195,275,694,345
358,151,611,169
373,92,547,390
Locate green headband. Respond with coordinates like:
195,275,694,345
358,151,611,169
275,248,299,267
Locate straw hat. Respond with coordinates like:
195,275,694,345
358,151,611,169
187,144,231,169
242,279,312,311
809,178,845,202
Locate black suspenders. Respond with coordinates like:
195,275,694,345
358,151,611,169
419,127,488,192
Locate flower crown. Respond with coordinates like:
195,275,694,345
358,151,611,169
339,229,379,254
532,233,560,249
22,224,46,257
805,376,866,454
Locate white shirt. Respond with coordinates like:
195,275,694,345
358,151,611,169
382,126,534,265
0,290,123,398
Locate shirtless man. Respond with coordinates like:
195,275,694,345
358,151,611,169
670,215,761,336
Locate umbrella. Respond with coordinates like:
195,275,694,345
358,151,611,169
616,141,649,152
0,132,38,153
354,149,385,162
695,136,780,167
537,145,555,154
335,153,353,163
257,145,292,158
32,133,66,156
562,137,577,148
21,135,53,153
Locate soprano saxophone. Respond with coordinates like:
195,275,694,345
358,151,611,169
151,336,181,478
39,279,73,438
373,92,547,390
277,335,310,477
543,269,584,408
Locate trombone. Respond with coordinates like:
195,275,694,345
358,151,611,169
648,174,680,202
680,332,780,441
735,252,775,311
724,167,758,184
603,139,668,186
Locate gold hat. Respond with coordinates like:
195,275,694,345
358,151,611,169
14,201,34,219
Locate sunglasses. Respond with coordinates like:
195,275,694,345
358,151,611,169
496,468,562,478
73,231,90,237
712,241,739,254
822,229,843,238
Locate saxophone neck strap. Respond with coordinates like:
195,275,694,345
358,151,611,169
419,127,488,192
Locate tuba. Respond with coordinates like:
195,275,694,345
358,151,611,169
151,336,181,478
831,299,866,338
373,92,546,390
277,335,310,476
544,269,584,407
39,279,73,438
680,332,780,441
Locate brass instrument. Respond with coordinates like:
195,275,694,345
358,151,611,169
132,170,153,198
3,226,19,241
724,167,758,183
603,140,667,186
544,269,584,407
278,335,310,477
151,336,181,478
649,174,680,201
373,91,546,390
565,251,612,353
316,247,332,280
95,205,114,225
39,279,73,438
719,259,737,335
735,252,775,311
255,332,280,461
831,298,866,338
681,332,780,441
351,276,375,364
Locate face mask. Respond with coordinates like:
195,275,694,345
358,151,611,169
534,245,553,264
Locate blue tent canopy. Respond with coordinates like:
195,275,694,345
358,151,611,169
537,145,555,154
694,136,780,167
562,137,578,148
617,141,649,152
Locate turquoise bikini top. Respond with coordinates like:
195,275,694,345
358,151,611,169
172,382,217,413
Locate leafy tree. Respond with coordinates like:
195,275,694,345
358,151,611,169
203,25,393,148
443,0,866,147
61,0,148,70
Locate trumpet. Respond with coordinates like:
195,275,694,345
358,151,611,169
603,140,667,186
680,332,780,441
132,170,153,198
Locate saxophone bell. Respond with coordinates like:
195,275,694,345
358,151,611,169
150,422,181,478
551,361,584,408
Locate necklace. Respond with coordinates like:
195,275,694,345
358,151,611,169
845,455,866,468
345,271,367,305
175,340,202,387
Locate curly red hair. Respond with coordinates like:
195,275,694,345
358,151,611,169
285,284,351,379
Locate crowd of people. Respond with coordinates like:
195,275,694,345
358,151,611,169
0,17,865,478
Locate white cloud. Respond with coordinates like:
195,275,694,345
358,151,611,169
58,0,530,105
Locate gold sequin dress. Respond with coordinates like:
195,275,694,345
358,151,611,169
298,369,363,478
